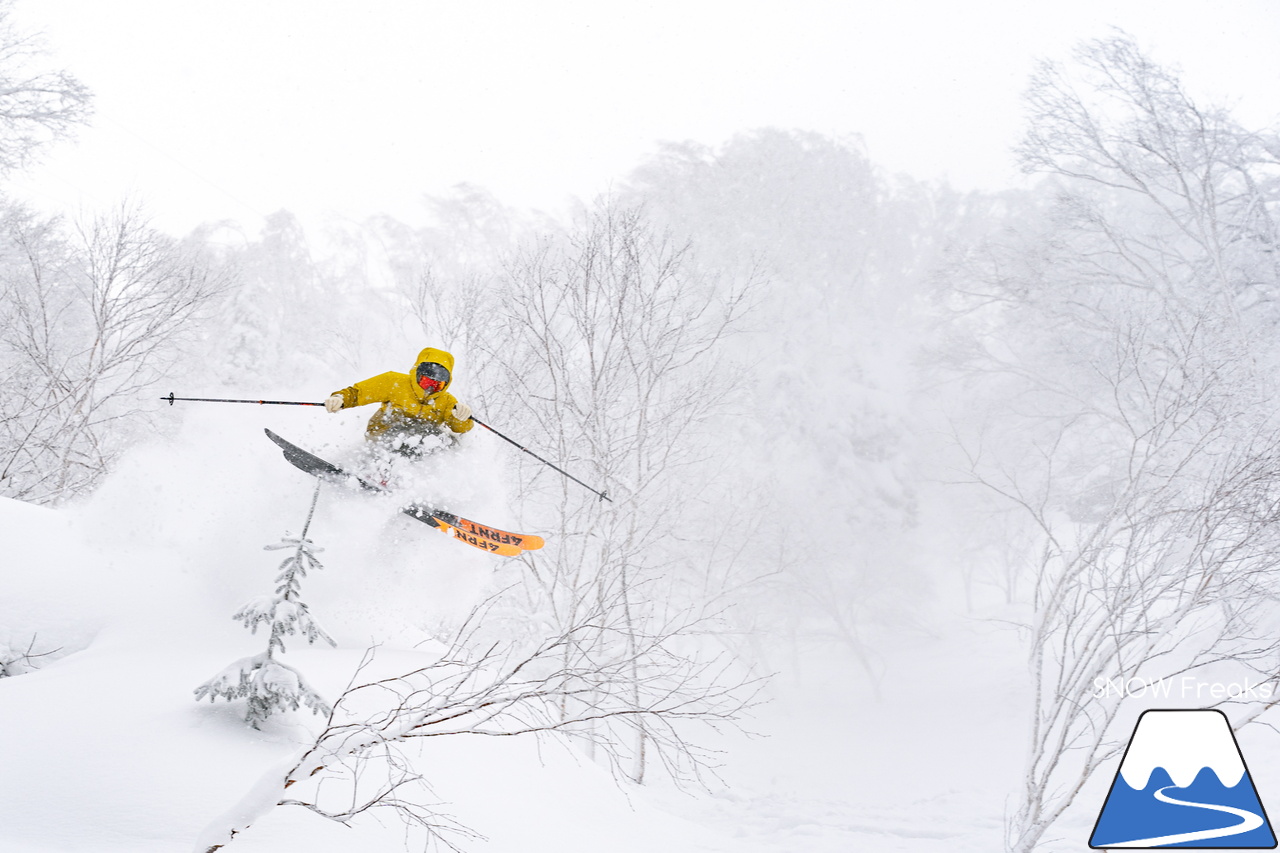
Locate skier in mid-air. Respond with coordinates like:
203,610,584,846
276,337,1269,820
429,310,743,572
324,346,473,450
164,344,550,553
251,342,589,553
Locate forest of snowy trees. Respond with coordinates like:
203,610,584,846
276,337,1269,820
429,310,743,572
3,3,1280,848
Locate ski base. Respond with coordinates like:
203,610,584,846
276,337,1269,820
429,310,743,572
265,429,543,556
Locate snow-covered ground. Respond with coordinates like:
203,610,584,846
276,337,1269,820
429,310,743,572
1,402,1039,852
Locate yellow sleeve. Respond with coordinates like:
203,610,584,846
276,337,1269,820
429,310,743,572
333,372,402,408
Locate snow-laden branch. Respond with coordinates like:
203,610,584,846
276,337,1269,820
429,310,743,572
195,596,759,852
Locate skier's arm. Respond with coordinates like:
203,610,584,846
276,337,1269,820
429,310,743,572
440,393,474,434
329,372,400,409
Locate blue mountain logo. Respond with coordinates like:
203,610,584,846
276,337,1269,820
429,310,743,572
1090,709,1276,848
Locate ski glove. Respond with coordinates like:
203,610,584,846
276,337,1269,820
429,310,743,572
452,402,472,421
324,393,345,413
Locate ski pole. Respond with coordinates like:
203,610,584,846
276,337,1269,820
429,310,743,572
161,392,325,407
470,416,612,503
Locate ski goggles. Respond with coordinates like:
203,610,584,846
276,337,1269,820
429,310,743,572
416,361,450,393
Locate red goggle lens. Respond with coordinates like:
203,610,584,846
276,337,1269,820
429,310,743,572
415,361,450,394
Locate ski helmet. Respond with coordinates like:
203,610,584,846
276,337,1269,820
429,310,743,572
416,361,450,394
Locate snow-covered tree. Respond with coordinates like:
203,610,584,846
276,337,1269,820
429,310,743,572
625,129,986,680
195,592,754,852
195,484,335,728
943,34,1280,852
0,203,229,502
0,0,89,174
467,199,755,783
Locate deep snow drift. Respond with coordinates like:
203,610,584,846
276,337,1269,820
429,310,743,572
0,401,1040,852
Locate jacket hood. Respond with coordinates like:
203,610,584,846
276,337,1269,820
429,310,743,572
411,346,456,400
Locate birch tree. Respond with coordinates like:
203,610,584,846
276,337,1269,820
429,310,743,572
196,586,753,852
472,200,753,783
0,204,229,502
946,34,1280,851
0,0,90,172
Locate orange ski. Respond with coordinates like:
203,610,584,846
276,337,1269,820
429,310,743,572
430,509,545,551
266,429,544,558
415,513,525,556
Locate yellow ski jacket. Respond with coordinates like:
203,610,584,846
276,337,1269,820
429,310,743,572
330,347,474,439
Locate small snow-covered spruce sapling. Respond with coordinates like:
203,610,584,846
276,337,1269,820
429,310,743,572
195,482,336,728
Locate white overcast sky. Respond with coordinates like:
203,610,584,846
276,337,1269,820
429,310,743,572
7,0,1280,235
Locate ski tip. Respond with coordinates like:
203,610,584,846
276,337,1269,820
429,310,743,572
437,518,525,557
489,542,525,558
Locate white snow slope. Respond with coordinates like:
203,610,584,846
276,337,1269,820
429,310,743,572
0,403,1028,853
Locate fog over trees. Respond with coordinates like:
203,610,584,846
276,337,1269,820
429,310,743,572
3,19,1280,852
